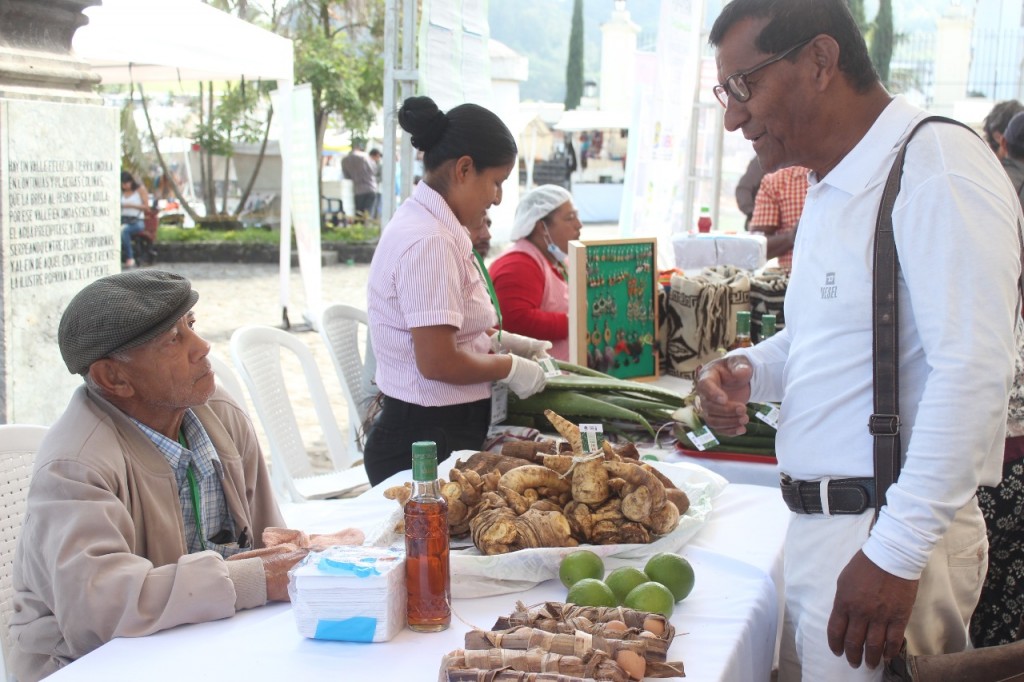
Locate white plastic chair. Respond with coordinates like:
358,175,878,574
230,325,369,502
208,352,249,416
0,424,47,682
317,303,379,454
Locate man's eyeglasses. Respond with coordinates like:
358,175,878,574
713,37,814,108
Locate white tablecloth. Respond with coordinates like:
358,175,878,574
671,233,767,271
49,476,791,682
645,374,781,488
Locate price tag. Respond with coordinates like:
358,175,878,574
753,403,781,429
685,425,720,451
580,423,603,453
490,382,508,425
538,357,561,377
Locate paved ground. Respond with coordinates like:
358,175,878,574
159,261,372,472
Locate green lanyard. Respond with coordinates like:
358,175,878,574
552,259,568,283
178,430,205,551
472,251,502,343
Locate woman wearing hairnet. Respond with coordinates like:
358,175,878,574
489,185,582,360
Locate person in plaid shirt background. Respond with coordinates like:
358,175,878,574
750,164,809,272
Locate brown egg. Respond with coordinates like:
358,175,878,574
615,650,646,681
643,616,665,636
603,619,628,635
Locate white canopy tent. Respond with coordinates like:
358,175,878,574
72,0,302,324
72,0,294,84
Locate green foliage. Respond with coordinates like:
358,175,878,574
284,1,385,147
158,223,380,244
323,222,380,242
869,0,893,85
846,0,868,34
120,99,147,178
194,80,269,160
564,0,584,110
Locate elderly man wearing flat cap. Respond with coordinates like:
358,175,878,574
8,270,304,681
489,184,582,361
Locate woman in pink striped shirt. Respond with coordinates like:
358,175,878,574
364,96,551,485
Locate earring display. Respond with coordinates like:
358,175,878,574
568,238,659,380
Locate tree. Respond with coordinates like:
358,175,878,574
564,0,584,111
139,79,273,226
846,0,868,35
275,1,385,167
869,0,893,86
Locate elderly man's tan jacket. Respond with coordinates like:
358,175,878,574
9,385,284,681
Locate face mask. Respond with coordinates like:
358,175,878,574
543,222,569,264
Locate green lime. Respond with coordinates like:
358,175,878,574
623,581,675,618
559,549,605,588
566,578,618,608
604,566,649,605
644,552,695,602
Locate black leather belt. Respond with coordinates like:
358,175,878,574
779,474,876,515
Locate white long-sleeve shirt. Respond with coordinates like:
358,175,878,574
738,96,1023,580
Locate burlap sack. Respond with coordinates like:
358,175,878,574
665,265,751,377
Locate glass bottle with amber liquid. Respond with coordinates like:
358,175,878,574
404,441,450,632
730,310,753,349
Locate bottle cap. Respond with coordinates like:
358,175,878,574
736,310,751,335
411,441,438,481
761,313,777,339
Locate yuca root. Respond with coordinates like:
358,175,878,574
445,647,629,682
458,602,688,679
470,507,578,555
640,463,690,515
499,465,571,495
495,602,674,641
383,413,687,552
464,627,652,677
544,410,585,455
502,439,558,462
602,460,680,535
383,482,412,506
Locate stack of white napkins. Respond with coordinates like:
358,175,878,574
290,545,407,642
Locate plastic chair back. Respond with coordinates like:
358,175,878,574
0,424,47,682
208,352,249,416
230,325,366,502
318,304,378,453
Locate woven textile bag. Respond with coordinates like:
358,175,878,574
748,268,788,342
665,265,750,377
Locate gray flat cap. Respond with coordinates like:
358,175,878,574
58,270,199,375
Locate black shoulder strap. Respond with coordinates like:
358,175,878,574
870,115,975,519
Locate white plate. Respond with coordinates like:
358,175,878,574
370,455,727,598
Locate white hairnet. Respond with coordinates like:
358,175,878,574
509,185,573,241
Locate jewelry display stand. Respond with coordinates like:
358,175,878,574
567,238,659,381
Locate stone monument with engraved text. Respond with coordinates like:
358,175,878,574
0,0,119,424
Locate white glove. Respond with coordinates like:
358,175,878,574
498,354,547,399
490,331,552,359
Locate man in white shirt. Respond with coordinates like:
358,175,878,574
699,1,1023,680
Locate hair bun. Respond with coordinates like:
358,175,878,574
398,96,450,152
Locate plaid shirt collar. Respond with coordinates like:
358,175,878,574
133,411,237,556
134,410,223,487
